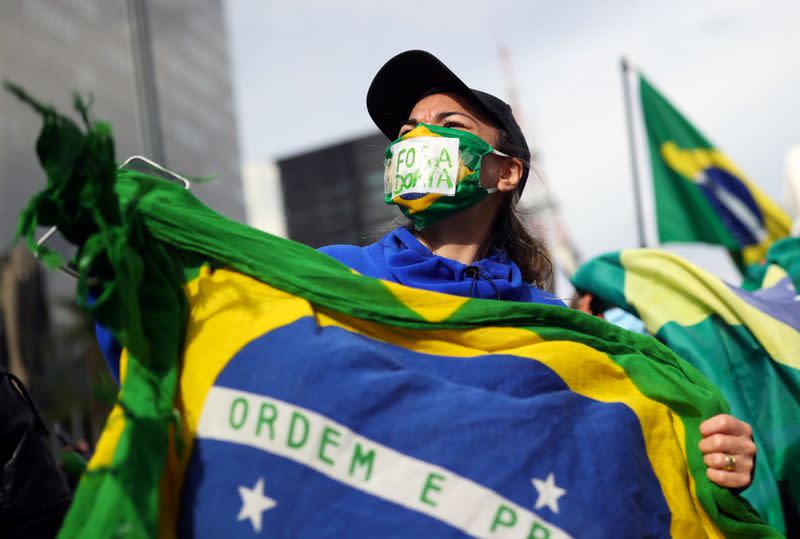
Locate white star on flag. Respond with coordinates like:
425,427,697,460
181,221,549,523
237,477,277,533
531,472,567,514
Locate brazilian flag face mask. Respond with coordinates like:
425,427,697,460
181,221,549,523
383,123,508,230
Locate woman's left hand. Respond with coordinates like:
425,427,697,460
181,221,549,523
698,414,756,489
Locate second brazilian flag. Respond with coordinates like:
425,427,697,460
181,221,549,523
635,73,791,266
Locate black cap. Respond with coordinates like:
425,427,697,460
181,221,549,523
366,50,530,190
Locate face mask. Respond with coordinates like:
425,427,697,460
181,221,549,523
383,123,509,229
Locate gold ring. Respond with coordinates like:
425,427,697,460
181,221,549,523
723,454,736,472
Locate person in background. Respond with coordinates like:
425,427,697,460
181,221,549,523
570,290,648,334
0,364,71,538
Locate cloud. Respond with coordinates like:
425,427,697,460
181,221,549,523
225,0,800,271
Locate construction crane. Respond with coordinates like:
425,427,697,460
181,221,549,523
497,45,582,280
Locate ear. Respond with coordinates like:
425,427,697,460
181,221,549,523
575,293,594,314
575,293,605,318
495,157,523,192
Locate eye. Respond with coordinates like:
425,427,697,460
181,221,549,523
443,120,465,130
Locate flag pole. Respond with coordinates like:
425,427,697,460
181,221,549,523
620,57,647,248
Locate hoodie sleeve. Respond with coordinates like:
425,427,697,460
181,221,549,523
94,323,121,384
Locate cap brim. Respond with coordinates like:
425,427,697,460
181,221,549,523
367,50,488,140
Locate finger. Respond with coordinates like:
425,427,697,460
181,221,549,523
698,433,757,456
702,452,754,474
700,414,752,438
706,467,750,489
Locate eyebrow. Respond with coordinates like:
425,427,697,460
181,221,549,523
401,111,478,129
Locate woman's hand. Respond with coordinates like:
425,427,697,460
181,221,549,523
698,414,756,489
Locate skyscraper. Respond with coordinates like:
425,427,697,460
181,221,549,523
278,132,395,248
0,0,245,441
0,0,245,248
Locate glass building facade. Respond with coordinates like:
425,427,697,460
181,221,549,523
0,0,244,441
0,0,245,251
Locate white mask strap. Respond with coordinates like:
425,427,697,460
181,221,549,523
485,149,505,194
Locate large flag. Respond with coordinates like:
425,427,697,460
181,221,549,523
628,70,791,266
572,242,800,535
10,86,781,538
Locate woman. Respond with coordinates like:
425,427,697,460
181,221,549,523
320,50,755,490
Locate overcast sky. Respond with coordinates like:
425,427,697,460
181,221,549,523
224,0,800,279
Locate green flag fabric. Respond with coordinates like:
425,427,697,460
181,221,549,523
637,74,791,267
8,85,784,538
572,243,800,535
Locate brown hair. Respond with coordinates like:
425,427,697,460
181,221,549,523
476,128,554,292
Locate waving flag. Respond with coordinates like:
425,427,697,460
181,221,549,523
9,85,780,538
629,72,791,266
572,242,800,535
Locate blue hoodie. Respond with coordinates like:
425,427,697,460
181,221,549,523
320,226,565,306
97,226,564,383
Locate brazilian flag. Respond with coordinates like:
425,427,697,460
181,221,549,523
637,74,791,267
9,86,783,538
572,242,800,536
